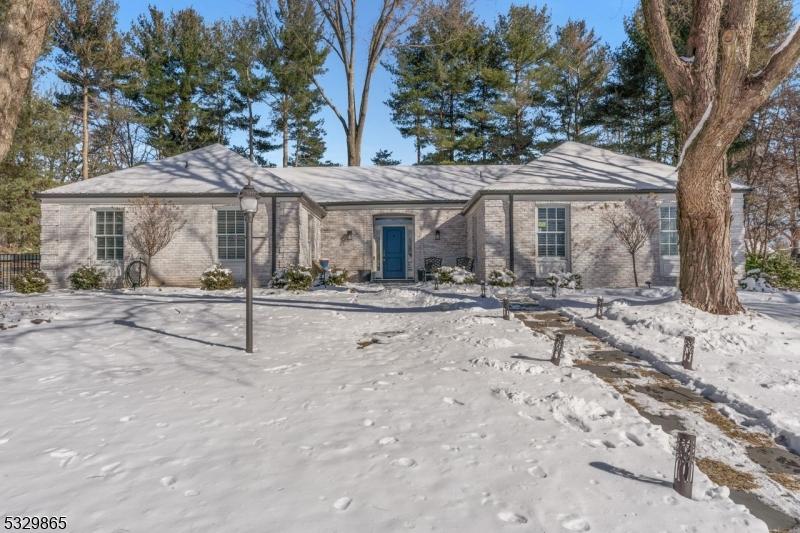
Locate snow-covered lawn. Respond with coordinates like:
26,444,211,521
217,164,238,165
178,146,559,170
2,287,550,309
541,287,800,455
0,287,765,532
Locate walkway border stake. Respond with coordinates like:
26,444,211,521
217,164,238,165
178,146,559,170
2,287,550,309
502,298,510,320
673,432,696,498
551,332,565,365
481,281,486,298
682,336,695,370
595,297,604,319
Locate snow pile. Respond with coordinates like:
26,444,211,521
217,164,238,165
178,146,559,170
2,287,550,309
739,269,775,292
547,271,583,289
487,268,516,287
436,266,476,285
541,287,800,452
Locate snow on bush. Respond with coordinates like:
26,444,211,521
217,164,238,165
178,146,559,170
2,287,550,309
11,269,50,294
487,269,516,287
547,271,583,290
739,269,775,292
324,269,348,286
272,265,313,291
200,264,234,290
68,265,106,290
437,266,476,285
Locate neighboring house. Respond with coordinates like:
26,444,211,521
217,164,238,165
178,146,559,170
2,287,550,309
38,141,748,288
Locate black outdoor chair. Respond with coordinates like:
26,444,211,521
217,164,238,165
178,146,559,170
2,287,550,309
424,256,442,281
455,256,474,272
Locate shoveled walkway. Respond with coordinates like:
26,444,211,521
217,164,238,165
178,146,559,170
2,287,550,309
510,300,800,532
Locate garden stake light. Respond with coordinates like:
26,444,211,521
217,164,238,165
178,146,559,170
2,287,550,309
502,298,510,320
673,432,696,499
551,333,565,365
481,281,486,298
596,297,604,319
682,336,695,370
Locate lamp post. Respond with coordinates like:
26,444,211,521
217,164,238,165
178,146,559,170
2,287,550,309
239,182,259,353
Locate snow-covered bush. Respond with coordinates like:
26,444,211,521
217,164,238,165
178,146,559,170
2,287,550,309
201,264,234,290
272,265,313,291
324,269,348,286
745,252,800,290
437,266,476,284
488,269,516,287
547,271,583,290
68,265,106,290
11,269,50,294
739,269,775,292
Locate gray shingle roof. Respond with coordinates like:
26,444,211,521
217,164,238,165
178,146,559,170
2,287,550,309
484,141,748,193
39,141,748,204
269,164,517,204
39,144,301,197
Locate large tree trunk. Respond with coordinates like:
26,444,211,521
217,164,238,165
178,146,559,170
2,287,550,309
677,157,743,313
0,0,54,163
642,0,800,314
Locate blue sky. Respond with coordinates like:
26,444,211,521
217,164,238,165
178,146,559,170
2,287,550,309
94,1,643,165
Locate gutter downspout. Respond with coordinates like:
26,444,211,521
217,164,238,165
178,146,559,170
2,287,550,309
271,196,277,275
508,194,515,273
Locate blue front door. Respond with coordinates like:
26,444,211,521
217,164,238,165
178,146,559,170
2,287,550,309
382,226,406,279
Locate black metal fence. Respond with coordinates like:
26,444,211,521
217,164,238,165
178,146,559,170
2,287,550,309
0,254,41,289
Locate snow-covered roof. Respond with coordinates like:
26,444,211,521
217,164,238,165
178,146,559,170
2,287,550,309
484,141,749,194
268,164,518,204
39,142,748,207
39,144,302,197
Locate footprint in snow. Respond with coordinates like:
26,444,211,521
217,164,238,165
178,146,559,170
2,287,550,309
378,437,398,445
559,515,590,531
160,476,177,488
393,457,417,467
362,419,375,427
497,511,527,524
527,464,548,478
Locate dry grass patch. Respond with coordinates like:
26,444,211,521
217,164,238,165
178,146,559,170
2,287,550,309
696,458,759,491
768,472,800,492
698,404,774,447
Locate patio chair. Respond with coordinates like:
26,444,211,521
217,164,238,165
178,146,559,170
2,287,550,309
455,256,474,272
424,256,442,281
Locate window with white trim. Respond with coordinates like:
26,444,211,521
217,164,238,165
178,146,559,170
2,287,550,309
217,210,245,260
96,210,124,260
660,205,678,256
537,207,566,257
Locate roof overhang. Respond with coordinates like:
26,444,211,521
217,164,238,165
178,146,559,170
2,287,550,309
36,191,327,218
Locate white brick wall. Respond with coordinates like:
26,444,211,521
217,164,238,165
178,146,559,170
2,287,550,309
320,206,467,280
40,197,311,288
41,191,748,289
467,193,747,288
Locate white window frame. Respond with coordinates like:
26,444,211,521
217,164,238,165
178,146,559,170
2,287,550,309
216,208,246,261
536,205,568,258
95,209,124,262
659,204,679,257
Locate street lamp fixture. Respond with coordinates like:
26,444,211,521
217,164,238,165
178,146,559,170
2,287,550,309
239,182,259,353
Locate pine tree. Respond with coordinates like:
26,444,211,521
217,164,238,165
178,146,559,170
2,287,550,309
371,149,401,166
486,5,551,163
125,6,178,158
544,19,610,144
0,91,79,251
257,0,328,167
54,0,123,179
600,15,677,163
227,17,271,164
